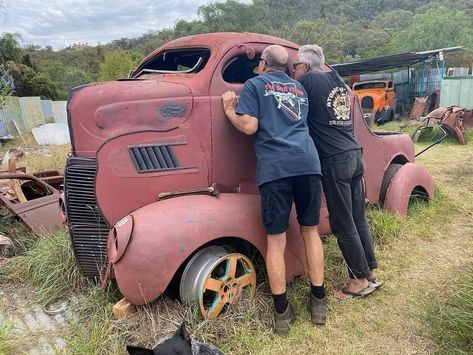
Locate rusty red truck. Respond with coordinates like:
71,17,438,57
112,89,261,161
64,32,434,318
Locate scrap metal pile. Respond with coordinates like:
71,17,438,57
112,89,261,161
402,106,473,145
0,149,64,234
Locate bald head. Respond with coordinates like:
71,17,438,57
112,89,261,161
261,45,288,71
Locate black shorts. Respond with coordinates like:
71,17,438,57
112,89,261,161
259,174,321,235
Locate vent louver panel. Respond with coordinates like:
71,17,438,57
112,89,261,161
129,145,181,172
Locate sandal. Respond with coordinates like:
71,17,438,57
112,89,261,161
368,279,384,289
335,284,376,300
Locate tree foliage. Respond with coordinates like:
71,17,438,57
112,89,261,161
98,50,142,81
0,33,23,63
390,6,473,53
2,0,472,99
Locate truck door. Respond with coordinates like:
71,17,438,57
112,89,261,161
208,43,268,194
208,43,308,274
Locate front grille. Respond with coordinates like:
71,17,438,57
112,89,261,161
129,144,181,172
65,157,109,278
361,96,374,109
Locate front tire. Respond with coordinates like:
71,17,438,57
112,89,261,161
179,246,257,318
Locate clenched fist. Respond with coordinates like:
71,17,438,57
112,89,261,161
221,91,238,113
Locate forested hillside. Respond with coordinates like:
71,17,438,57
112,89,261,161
1,0,472,99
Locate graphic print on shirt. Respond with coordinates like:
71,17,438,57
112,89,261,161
264,81,308,120
326,86,351,126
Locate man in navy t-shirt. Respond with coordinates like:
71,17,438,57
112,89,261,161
294,44,380,300
221,45,326,335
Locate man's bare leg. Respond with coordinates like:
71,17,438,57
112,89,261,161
299,225,324,286
266,232,286,295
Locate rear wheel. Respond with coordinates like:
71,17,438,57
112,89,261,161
179,246,257,318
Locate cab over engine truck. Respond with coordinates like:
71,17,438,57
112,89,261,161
64,32,434,318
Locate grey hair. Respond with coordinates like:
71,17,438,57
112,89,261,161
261,45,289,70
298,45,325,71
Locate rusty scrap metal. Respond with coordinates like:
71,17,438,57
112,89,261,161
405,106,473,157
409,97,428,120
0,158,64,234
419,106,471,145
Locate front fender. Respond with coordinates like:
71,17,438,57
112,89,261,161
383,163,434,217
109,193,309,305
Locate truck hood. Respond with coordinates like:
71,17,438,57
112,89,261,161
68,79,194,156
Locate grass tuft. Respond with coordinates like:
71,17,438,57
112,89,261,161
0,229,88,302
0,322,20,354
366,206,402,246
0,208,39,257
425,265,473,353
65,286,125,355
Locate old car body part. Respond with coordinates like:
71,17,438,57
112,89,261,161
0,172,63,234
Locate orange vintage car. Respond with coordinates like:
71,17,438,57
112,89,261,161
352,79,397,125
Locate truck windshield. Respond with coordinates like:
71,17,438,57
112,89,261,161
133,48,211,77
354,82,387,90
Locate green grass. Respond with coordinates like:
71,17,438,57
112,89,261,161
0,185,461,354
0,135,472,353
0,323,19,355
425,265,473,354
65,287,125,355
0,208,39,257
0,230,88,302
366,207,402,246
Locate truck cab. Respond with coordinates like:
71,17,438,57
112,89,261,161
65,33,433,318
352,79,397,125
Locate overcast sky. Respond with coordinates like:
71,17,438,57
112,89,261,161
0,0,223,49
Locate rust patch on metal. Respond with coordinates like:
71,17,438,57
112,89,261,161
409,96,428,120
0,157,63,234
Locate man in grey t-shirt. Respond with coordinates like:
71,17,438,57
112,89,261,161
221,45,326,335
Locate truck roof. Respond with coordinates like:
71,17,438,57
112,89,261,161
134,32,299,75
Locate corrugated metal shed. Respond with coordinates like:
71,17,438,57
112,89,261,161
0,97,68,138
440,77,473,108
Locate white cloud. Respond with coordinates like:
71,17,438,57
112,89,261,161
0,0,216,49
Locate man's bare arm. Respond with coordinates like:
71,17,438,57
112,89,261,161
222,91,258,135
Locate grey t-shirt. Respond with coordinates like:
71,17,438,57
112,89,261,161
236,71,321,186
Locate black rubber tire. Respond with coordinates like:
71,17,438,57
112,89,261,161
379,163,403,205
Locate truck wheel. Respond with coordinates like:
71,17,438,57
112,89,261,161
379,163,403,205
179,246,256,318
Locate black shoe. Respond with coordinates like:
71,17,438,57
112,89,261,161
309,294,327,325
274,302,295,336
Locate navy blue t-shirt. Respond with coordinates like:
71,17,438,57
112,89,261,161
236,71,321,186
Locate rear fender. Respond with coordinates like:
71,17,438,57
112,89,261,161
109,193,307,305
383,163,434,217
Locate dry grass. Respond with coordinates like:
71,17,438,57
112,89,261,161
1,135,473,354
0,138,70,173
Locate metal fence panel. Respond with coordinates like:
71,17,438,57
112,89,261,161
440,77,473,108
0,97,68,138
52,101,67,123
41,100,54,121
0,108,9,137
18,96,44,131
